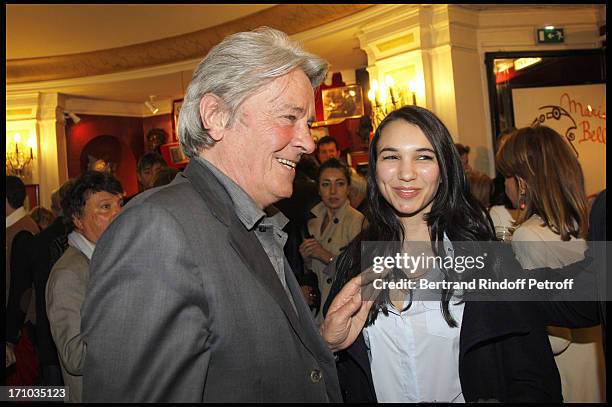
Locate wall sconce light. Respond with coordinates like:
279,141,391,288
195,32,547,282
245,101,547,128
67,111,81,123
368,74,420,129
145,95,159,114
6,132,36,179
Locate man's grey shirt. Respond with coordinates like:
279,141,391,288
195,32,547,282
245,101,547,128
197,157,297,313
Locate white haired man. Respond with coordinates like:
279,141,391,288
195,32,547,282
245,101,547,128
81,27,341,402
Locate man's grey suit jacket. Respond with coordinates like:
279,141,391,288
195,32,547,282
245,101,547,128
80,159,342,402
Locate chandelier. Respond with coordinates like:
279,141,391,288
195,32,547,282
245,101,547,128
367,75,420,129
6,132,36,179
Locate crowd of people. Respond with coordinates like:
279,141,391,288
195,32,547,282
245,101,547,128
4,26,606,403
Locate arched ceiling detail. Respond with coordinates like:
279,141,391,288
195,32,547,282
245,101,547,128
7,4,375,84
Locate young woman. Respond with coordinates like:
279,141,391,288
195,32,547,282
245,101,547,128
320,106,569,403
299,158,364,324
496,126,605,402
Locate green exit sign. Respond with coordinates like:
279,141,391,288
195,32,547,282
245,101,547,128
537,28,565,43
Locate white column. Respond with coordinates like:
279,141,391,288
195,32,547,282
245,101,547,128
37,93,69,209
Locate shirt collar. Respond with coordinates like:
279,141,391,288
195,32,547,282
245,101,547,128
195,157,267,230
6,207,26,229
310,199,352,222
67,231,96,260
262,206,289,230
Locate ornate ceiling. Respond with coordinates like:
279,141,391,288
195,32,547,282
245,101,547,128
7,4,375,84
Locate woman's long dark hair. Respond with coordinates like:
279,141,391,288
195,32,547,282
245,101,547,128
328,106,494,326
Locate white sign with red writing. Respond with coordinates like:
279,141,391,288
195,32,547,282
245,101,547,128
512,83,606,196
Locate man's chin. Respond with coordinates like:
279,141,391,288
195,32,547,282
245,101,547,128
273,186,294,203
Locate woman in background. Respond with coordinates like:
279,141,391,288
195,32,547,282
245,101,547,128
496,125,605,402
299,158,364,325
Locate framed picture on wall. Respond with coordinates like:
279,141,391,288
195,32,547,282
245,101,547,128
160,142,189,169
322,85,364,121
172,99,183,141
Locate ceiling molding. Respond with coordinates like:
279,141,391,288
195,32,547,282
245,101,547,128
6,58,201,94
7,4,375,84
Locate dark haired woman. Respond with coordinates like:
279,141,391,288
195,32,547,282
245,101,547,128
320,106,569,403
299,158,364,325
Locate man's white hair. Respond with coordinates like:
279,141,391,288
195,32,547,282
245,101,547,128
178,26,329,158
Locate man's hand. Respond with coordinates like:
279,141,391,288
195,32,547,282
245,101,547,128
299,238,334,264
320,271,381,352
6,342,16,368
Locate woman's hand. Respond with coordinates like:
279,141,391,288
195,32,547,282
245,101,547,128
299,238,334,264
320,271,380,352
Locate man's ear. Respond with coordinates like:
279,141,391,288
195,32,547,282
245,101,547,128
72,214,84,232
199,94,230,142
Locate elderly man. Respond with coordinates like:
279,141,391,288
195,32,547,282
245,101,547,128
81,27,341,402
46,171,123,402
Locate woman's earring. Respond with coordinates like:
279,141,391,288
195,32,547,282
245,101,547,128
518,189,526,210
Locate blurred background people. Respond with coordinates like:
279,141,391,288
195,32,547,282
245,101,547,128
46,171,123,402
496,125,605,403
467,171,492,210
29,206,55,231
587,189,606,360
276,154,322,314
299,158,364,324
348,169,369,218
5,176,40,385
276,154,321,232
454,142,471,174
152,166,180,188
489,128,517,230
136,152,167,191
124,152,168,203
146,128,168,154
30,180,75,386
316,135,341,164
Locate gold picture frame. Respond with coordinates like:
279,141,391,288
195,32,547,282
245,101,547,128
322,85,364,121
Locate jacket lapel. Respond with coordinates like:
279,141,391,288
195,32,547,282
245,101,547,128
184,159,306,340
227,219,303,335
284,260,336,358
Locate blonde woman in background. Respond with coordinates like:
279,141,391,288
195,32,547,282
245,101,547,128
496,125,605,402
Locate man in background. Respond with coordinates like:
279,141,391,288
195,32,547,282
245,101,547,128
5,176,40,384
136,152,167,191
316,136,341,164
124,152,168,204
